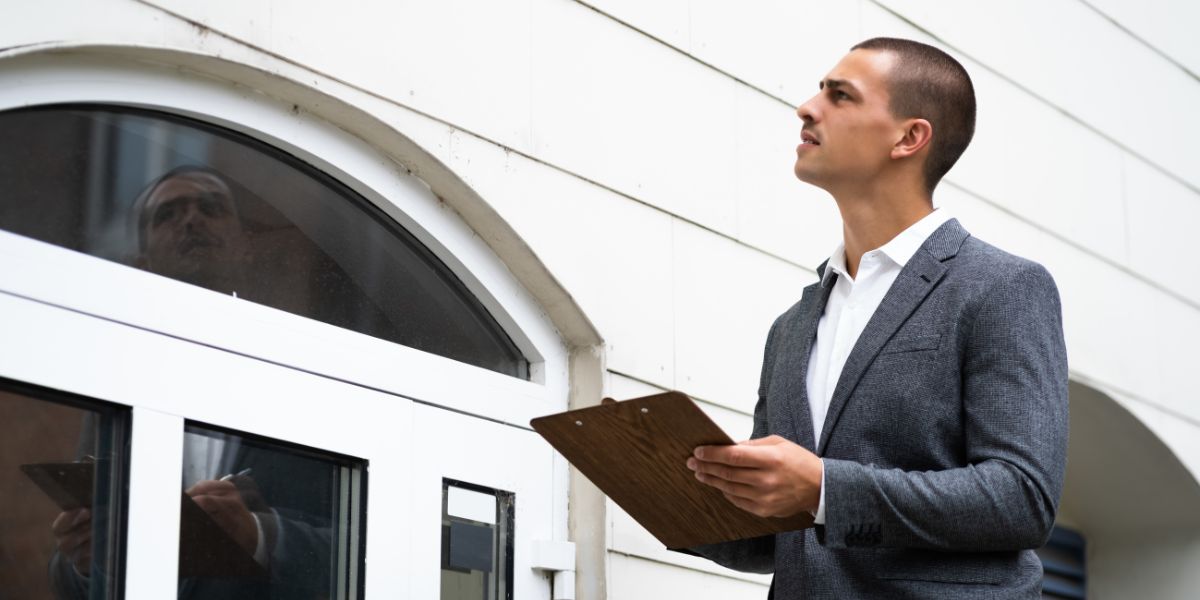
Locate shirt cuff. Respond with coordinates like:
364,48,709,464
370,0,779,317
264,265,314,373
251,512,269,566
814,459,827,525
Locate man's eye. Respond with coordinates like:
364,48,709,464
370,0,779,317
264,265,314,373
153,205,176,226
834,91,851,101
199,198,227,217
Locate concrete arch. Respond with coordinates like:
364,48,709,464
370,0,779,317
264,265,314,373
1059,380,1200,599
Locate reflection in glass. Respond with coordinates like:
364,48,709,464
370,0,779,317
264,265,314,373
0,105,528,378
179,423,365,600
0,378,129,600
440,480,514,600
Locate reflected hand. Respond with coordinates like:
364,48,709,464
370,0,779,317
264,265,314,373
187,479,259,556
51,508,92,576
687,435,823,518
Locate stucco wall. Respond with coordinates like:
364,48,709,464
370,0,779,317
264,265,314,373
4,0,1198,597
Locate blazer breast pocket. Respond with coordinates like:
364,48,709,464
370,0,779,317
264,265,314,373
878,333,942,355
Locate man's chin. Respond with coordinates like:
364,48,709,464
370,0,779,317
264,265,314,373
792,164,822,187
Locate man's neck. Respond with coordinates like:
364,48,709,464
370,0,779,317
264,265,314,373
832,188,933,279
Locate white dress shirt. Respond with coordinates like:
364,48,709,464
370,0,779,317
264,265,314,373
808,209,953,524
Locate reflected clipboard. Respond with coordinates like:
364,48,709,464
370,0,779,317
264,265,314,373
20,460,264,579
531,391,812,549
20,461,94,511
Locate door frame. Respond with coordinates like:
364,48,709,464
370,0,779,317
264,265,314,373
0,50,578,599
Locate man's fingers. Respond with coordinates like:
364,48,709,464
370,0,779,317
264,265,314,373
722,492,768,517
740,435,787,446
688,458,762,485
186,479,238,497
51,509,91,535
191,494,222,515
693,445,747,467
60,529,92,554
694,444,774,469
694,469,758,499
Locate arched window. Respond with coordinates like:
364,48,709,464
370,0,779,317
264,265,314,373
0,54,571,599
0,104,527,379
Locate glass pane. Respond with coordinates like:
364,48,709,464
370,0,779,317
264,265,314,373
440,480,514,600
179,423,365,599
0,378,129,600
0,104,528,378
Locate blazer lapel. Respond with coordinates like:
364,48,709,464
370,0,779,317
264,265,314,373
784,264,835,450
815,219,969,455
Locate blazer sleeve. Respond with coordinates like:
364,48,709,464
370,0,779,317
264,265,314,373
818,262,1069,551
677,314,785,573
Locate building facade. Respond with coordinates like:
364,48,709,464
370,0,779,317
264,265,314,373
1,1,1197,599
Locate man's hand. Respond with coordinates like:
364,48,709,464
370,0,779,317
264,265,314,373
51,508,92,576
687,435,823,519
187,479,259,556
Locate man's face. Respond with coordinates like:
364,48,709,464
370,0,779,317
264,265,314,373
793,49,904,190
141,174,246,285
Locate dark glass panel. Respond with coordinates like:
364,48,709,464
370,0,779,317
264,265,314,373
440,480,514,600
0,378,129,600
179,423,365,600
0,105,527,378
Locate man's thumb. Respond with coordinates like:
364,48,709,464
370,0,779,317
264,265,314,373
740,435,785,446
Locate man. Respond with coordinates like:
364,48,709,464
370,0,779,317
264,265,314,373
133,165,251,295
50,167,335,600
685,38,1068,598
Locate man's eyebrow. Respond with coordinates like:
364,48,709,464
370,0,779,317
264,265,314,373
819,79,859,94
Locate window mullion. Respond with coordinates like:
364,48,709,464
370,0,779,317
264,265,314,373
124,407,184,600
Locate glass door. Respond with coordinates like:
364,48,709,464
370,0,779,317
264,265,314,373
0,68,569,600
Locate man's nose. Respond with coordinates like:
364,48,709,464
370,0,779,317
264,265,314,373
796,96,818,124
181,201,204,228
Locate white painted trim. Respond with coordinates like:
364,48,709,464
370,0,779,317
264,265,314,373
0,48,573,599
124,407,184,600
0,52,569,420
0,230,553,429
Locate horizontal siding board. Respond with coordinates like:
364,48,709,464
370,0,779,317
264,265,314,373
945,186,1200,426
608,545,772,594
672,218,813,412
149,0,537,151
874,0,1200,192
1084,0,1200,77
441,127,678,389
530,0,740,235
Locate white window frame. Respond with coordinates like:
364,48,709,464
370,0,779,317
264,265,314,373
0,52,568,425
0,52,569,599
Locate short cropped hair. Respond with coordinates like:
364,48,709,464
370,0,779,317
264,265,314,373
851,37,976,194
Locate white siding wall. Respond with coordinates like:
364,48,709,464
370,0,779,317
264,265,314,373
5,0,1199,597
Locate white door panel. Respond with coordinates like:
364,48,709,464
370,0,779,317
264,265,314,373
0,285,558,599
411,403,557,599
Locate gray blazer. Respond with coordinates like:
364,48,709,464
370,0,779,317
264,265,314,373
692,219,1069,599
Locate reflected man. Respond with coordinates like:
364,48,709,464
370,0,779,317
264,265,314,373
50,167,335,600
134,165,250,295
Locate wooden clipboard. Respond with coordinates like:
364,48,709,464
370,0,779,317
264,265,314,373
531,391,812,549
20,461,94,511
20,460,263,578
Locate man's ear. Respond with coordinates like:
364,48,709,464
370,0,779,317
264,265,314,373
891,118,933,160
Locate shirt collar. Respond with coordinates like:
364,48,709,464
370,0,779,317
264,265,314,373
821,208,953,286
